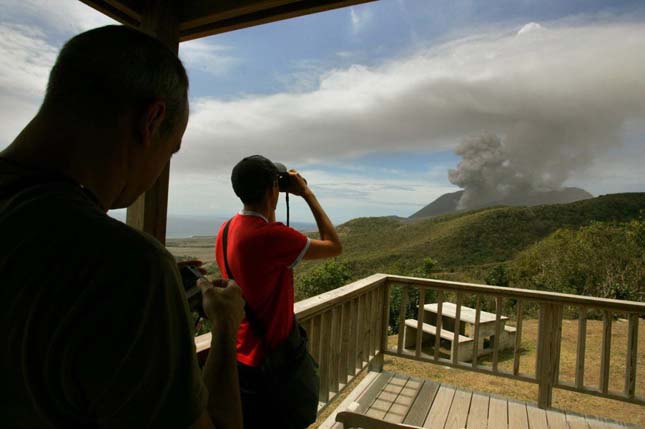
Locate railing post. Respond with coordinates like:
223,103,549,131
369,282,390,372
536,302,563,409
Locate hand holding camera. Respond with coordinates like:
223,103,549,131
198,278,245,334
179,262,245,333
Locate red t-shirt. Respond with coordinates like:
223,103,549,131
215,211,310,367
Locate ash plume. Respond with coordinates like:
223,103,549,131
448,117,620,211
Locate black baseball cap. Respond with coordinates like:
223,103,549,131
231,155,283,204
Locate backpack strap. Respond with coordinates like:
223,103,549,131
222,218,265,337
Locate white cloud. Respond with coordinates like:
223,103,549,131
0,0,116,146
175,21,645,182
167,165,456,222
180,39,240,77
350,7,373,34
0,0,115,35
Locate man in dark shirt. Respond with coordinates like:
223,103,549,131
0,26,243,428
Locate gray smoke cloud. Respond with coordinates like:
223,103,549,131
448,106,623,210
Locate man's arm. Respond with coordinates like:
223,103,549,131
194,279,245,429
287,170,342,260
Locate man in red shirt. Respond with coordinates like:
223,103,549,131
215,155,342,428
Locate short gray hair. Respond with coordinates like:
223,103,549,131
43,25,189,135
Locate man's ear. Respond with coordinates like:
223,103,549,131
138,100,166,148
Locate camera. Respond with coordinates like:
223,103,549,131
274,162,290,192
179,264,206,317
274,162,306,192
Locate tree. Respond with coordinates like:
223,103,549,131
297,260,352,300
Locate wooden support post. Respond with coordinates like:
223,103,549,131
369,283,390,372
625,313,639,398
126,0,180,245
575,307,587,390
536,302,563,409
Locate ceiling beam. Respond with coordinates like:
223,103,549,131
180,0,376,41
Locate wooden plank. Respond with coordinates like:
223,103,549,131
487,397,508,429
444,389,471,429
384,275,645,314
403,380,439,426
329,306,341,395
317,370,380,429
386,391,416,421
526,405,549,429
338,301,350,384
353,372,393,414
507,400,529,429
424,302,508,324
586,416,618,429
452,292,463,364
348,297,358,376
415,288,426,358
319,310,332,402
576,307,587,389
566,413,590,429
624,312,639,398
397,286,409,354
472,295,482,369
369,288,379,359
362,292,372,365
423,385,455,428
433,290,444,361
404,320,473,343
546,409,569,429
384,378,419,423
465,392,489,429
370,283,390,372
311,314,322,366
295,273,387,320
369,375,408,419
513,300,523,376
492,296,503,373
356,293,365,369
600,310,612,394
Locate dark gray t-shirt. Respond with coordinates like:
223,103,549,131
0,158,207,428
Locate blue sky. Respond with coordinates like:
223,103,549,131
1,0,644,225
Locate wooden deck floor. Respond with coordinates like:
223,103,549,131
320,371,640,429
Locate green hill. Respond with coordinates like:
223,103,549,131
295,193,645,288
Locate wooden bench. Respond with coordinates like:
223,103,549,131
403,319,474,361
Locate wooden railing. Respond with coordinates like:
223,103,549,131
295,274,390,410
196,273,644,411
